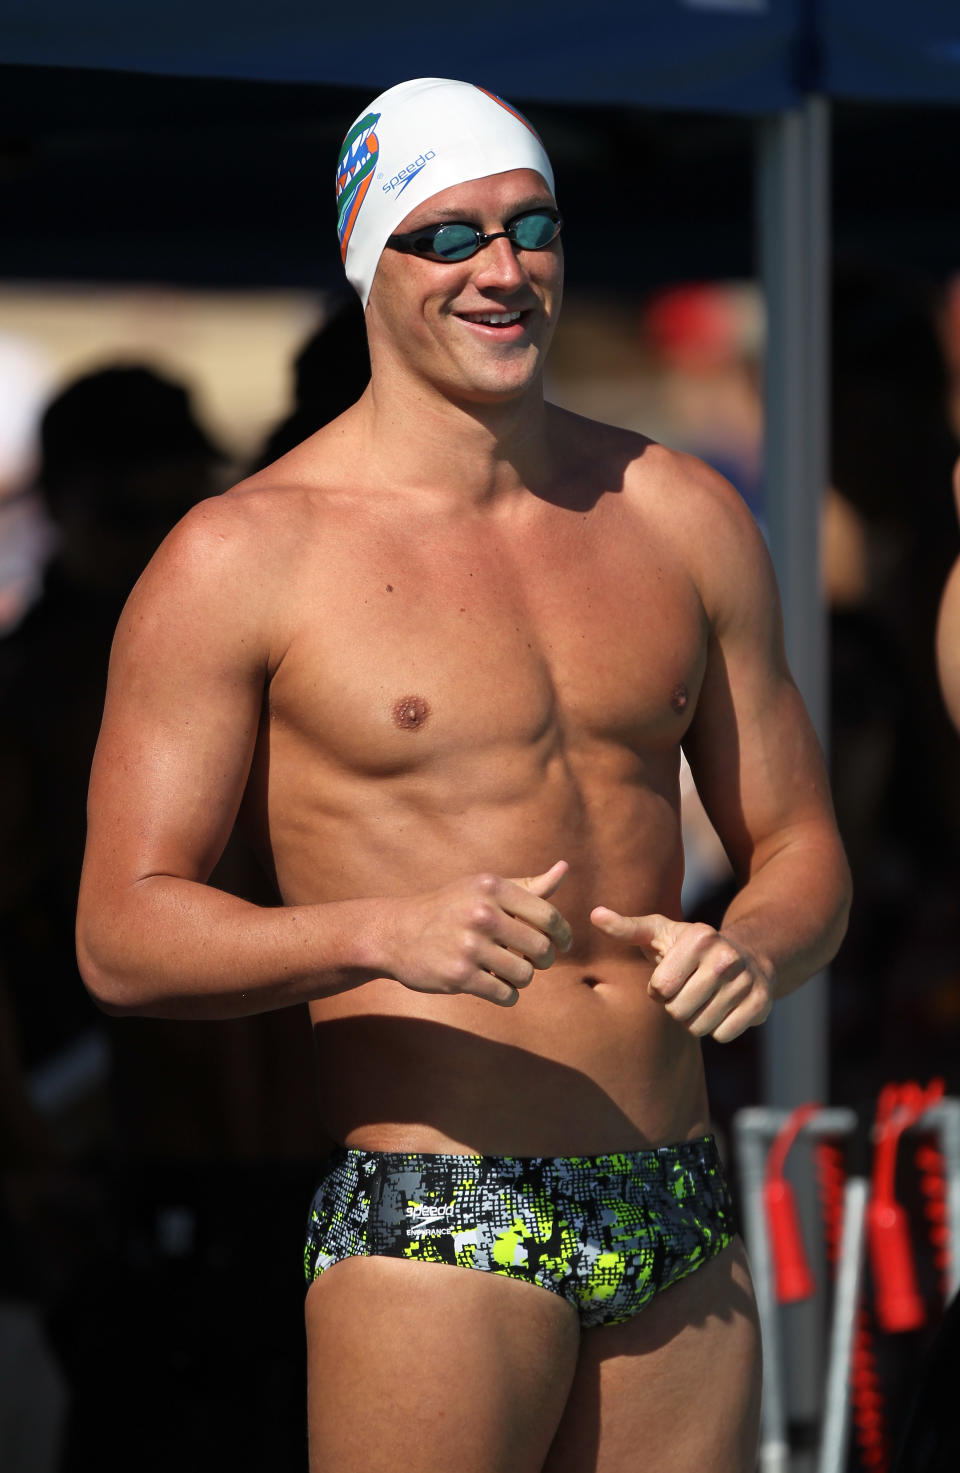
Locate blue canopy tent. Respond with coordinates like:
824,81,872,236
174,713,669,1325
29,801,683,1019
821,0,960,104
2,0,801,107
5,0,954,104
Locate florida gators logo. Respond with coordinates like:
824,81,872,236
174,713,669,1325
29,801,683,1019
336,112,381,262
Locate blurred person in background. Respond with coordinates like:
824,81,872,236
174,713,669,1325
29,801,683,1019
0,362,303,1470
886,455,960,1473
0,489,57,639
251,293,370,471
0,970,69,1473
823,266,960,1100
641,282,764,526
1,359,318,1163
0,334,57,637
36,364,226,606
0,364,228,1149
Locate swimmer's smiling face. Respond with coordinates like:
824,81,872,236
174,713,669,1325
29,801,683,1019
366,168,563,406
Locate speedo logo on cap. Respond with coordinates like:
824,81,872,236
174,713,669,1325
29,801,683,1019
382,150,436,195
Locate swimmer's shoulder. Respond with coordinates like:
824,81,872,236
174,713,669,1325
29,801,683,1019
547,404,757,533
139,475,316,594
117,461,352,676
627,440,773,616
146,411,365,589
548,405,771,605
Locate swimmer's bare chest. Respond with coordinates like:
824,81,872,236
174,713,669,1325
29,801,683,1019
245,484,713,1151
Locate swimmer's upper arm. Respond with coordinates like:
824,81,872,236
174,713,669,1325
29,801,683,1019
677,461,838,880
936,556,960,735
937,459,960,732
80,497,275,898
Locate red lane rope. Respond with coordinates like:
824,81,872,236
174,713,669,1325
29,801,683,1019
765,1103,820,1304
868,1079,944,1334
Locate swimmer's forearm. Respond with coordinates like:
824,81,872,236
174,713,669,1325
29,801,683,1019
76,876,396,1020
719,822,852,999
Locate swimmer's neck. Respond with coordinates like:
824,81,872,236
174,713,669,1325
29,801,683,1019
349,367,557,510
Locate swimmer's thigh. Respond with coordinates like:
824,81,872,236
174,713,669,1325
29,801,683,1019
306,1256,580,1473
543,1237,762,1473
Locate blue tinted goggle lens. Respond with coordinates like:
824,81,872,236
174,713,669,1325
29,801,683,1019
511,213,561,249
429,211,561,261
433,224,483,260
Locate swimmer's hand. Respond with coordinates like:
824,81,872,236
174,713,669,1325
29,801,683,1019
382,862,573,1008
589,909,773,1043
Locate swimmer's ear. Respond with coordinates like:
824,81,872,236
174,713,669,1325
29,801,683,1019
516,860,569,898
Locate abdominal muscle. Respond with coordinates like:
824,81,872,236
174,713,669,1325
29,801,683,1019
251,683,715,1154
267,762,712,1159
307,961,711,1158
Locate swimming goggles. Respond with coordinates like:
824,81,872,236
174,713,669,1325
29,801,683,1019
385,209,562,263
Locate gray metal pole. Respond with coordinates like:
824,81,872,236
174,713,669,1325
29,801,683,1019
817,1177,868,1473
735,1108,856,1473
756,97,832,1445
735,1114,790,1473
758,96,831,1104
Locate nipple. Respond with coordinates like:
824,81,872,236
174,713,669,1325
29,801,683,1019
393,695,430,731
671,683,689,713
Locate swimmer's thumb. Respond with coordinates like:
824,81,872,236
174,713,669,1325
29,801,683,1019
519,860,569,899
590,908,671,962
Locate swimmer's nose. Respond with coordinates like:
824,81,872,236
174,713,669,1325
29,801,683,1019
472,233,529,291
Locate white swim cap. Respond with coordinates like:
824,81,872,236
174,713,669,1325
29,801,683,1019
335,78,555,309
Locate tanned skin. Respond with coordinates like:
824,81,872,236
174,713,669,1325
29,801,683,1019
78,168,851,1472
936,458,960,733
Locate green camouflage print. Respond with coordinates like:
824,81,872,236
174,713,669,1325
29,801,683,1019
304,1137,736,1329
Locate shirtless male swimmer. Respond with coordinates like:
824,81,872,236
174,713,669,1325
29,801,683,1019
77,79,851,1473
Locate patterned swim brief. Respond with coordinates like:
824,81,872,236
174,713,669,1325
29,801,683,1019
304,1135,737,1329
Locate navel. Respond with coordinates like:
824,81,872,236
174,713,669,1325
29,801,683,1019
393,695,430,731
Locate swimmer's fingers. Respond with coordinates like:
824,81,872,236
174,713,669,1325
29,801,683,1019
384,869,568,1007
473,941,537,990
655,937,752,1026
590,908,773,1041
685,975,771,1043
516,860,569,901
487,910,559,971
590,908,679,965
458,967,520,1009
501,864,573,956
644,928,772,1041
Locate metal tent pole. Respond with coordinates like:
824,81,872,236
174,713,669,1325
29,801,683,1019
757,95,831,1100
756,96,832,1451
